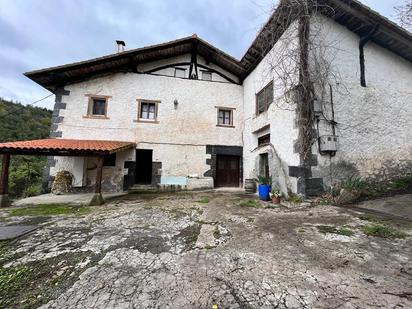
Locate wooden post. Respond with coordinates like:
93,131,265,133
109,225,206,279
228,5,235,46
90,156,104,206
0,153,11,207
95,156,104,194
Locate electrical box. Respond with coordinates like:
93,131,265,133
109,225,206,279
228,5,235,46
319,135,338,152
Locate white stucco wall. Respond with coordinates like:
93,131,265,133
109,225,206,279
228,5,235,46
242,21,300,194
310,14,412,185
51,70,243,191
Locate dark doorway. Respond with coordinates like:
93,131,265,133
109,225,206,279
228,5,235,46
259,153,269,178
215,155,240,187
136,149,153,184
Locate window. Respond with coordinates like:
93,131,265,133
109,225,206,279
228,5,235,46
174,68,186,78
85,95,110,118
217,108,233,127
137,100,160,122
256,81,273,115
202,71,212,81
103,153,116,166
258,134,270,146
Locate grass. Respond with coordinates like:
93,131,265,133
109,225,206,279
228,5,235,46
8,204,90,217
0,240,11,261
239,199,261,208
317,225,355,236
361,224,406,239
0,265,32,307
196,197,210,204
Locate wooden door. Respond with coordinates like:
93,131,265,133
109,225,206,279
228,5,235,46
215,155,240,187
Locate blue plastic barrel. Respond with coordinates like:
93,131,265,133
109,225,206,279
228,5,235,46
258,184,271,201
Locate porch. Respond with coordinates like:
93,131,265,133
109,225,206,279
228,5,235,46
0,139,136,207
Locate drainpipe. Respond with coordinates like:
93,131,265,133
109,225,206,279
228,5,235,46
359,25,379,87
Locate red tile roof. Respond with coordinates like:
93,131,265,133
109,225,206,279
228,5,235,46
0,139,136,155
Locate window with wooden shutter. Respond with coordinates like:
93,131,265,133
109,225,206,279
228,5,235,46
256,81,273,115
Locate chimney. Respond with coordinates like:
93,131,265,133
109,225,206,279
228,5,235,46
116,40,126,53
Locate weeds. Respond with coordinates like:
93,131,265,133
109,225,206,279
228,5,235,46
288,193,303,204
340,176,367,191
321,173,412,206
239,200,261,208
196,198,210,204
361,224,406,239
392,173,412,189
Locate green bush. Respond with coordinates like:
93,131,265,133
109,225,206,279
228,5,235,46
254,176,272,185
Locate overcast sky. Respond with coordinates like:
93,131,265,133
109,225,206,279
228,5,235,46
0,0,405,109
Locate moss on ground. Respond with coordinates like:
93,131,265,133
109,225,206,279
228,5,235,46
361,224,406,239
196,197,210,204
8,204,90,217
173,224,201,251
317,225,355,236
0,251,99,309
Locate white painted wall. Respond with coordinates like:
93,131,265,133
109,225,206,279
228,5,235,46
52,70,243,191
310,14,412,185
242,21,301,194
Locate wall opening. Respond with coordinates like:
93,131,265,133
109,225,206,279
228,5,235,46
135,149,153,184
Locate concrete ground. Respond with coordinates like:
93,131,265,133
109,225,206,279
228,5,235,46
12,192,127,207
353,194,412,219
0,191,411,308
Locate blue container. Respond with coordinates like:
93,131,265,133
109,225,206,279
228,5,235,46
258,184,271,201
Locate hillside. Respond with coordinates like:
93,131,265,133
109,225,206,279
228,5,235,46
0,98,52,198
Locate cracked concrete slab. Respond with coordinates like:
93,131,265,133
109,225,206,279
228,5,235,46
0,191,411,308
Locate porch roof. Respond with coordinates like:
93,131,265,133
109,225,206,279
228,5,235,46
0,139,136,156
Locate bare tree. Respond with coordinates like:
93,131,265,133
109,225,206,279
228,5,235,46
395,1,412,31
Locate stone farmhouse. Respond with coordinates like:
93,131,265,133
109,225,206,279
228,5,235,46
1,0,411,204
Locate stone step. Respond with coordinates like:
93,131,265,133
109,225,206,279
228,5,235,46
128,185,158,193
128,184,185,194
